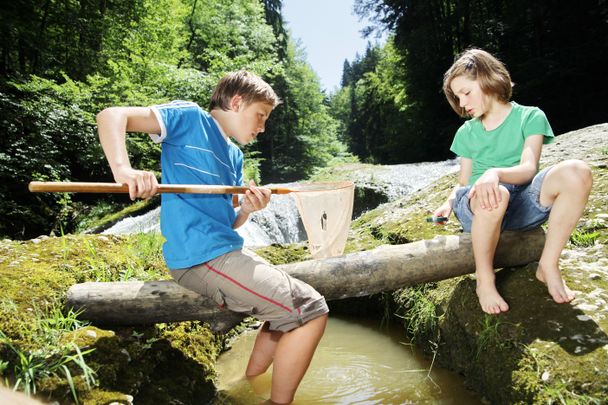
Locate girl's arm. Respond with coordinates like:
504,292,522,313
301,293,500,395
489,134,544,184
434,157,472,218
96,107,161,200
469,134,544,209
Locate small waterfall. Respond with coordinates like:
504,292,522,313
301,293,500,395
102,206,162,235
102,160,459,246
102,194,306,247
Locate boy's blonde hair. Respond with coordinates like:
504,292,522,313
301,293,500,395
443,48,513,117
209,70,281,111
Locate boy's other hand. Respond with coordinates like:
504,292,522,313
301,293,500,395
469,169,501,210
240,180,271,215
114,168,159,200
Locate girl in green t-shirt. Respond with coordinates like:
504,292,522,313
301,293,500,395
434,48,592,315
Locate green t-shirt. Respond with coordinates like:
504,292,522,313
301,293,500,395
450,102,555,185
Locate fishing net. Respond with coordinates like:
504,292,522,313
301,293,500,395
289,181,355,259
29,180,356,259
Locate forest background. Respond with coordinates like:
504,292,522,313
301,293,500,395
1,0,606,240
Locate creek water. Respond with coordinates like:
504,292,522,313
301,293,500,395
102,160,478,403
213,315,482,404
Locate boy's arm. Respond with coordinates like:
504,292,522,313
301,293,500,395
96,107,161,200
232,180,271,229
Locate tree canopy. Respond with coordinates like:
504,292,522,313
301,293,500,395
0,0,344,239
2,0,607,238
330,0,608,163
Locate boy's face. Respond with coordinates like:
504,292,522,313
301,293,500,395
230,97,274,145
450,75,487,118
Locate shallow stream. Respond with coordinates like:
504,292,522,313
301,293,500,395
214,315,482,404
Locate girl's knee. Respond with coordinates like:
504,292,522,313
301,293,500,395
498,184,511,200
555,160,593,190
470,185,509,217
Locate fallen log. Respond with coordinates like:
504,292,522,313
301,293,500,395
67,228,545,332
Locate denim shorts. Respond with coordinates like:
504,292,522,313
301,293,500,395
453,166,553,233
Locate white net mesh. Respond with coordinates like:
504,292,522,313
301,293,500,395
291,182,355,259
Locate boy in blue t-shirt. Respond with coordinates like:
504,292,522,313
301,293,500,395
97,70,328,404
434,49,593,315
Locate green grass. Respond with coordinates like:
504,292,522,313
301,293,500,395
0,303,97,404
519,346,604,405
476,316,503,358
569,229,600,247
393,285,441,342
0,232,172,401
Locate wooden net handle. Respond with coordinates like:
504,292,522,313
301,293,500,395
28,181,293,195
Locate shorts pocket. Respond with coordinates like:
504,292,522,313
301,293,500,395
213,289,254,314
211,289,226,308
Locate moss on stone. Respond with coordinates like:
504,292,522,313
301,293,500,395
0,234,219,403
254,243,311,265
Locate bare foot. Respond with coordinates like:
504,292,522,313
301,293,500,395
536,263,575,303
476,280,509,314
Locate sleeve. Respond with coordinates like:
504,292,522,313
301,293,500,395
523,107,555,145
450,124,473,158
148,101,201,144
234,150,244,186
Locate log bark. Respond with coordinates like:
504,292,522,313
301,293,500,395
67,229,545,332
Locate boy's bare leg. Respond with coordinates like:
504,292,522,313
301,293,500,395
266,314,328,404
536,160,592,303
246,322,282,377
470,186,510,314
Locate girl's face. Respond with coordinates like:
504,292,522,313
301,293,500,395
450,75,489,118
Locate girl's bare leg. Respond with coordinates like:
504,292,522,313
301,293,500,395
536,160,592,303
471,186,510,314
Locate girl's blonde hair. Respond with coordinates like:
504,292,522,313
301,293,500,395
209,70,281,111
443,48,513,117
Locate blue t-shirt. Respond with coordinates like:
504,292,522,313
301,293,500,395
150,101,244,269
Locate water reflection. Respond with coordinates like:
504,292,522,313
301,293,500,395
214,316,481,404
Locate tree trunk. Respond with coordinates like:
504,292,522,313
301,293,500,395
67,228,545,332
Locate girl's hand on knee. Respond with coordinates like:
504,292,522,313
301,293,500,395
470,169,501,210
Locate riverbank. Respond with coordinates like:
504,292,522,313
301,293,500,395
344,123,607,403
0,123,606,403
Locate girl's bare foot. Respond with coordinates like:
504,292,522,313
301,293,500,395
536,264,575,303
476,280,509,314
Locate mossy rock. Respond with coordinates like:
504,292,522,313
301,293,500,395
0,234,220,403
385,132,608,403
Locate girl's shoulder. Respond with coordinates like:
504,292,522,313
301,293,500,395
456,116,482,136
509,102,554,139
510,101,547,121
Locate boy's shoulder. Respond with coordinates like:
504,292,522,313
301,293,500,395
153,100,213,124
155,100,202,111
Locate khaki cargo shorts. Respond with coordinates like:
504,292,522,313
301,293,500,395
170,249,329,332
